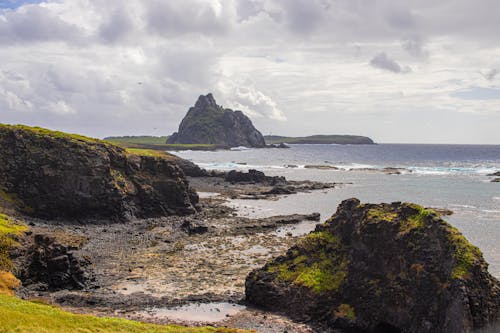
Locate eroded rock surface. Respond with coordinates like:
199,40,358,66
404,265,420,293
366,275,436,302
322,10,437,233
0,125,197,220
246,198,499,333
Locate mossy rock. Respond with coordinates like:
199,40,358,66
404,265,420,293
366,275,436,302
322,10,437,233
246,198,499,333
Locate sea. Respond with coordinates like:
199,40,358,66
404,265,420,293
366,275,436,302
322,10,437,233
173,144,500,278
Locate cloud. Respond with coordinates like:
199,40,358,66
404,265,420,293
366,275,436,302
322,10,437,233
370,52,409,73
0,4,84,43
0,0,500,143
481,69,498,81
216,78,286,121
451,87,500,100
402,36,428,58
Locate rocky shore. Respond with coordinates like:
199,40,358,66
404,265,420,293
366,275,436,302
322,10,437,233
1,124,498,333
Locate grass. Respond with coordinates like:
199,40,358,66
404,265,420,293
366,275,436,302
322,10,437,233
366,207,398,222
0,294,249,333
0,212,27,295
108,141,218,151
264,135,374,145
0,213,27,272
447,226,482,280
268,231,348,294
125,148,171,158
0,124,102,145
104,136,169,145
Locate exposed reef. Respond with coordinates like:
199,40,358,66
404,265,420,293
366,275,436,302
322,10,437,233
246,198,499,333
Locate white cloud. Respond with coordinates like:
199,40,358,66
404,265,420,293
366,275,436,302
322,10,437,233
0,0,499,143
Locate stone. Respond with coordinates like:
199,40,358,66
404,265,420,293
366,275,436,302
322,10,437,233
0,124,198,220
246,198,499,333
167,93,266,148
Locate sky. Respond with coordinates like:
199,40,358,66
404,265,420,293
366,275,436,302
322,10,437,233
0,0,499,144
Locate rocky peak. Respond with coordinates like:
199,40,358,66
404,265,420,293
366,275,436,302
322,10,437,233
167,93,266,148
194,93,218,109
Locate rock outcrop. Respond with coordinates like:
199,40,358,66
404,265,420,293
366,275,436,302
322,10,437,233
167,93,266,148
17,233,93,291
246,198,499,333
0,124,198,220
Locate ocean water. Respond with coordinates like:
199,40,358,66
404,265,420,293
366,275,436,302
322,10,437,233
174,144,500,277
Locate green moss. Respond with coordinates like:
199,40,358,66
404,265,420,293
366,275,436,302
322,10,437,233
448,226,481,280
125,148,171,158
366,207,398,221
0,124,102,145
334,304,356,320
0,213,27,271
105,136,169,145
0,294,248,333
399,205,433,234
268,231,348,294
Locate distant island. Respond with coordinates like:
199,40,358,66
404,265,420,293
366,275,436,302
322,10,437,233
167,93,266,148
265,134,374,145
105,93,374,150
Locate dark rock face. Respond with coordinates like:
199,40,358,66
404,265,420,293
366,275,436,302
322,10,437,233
167,93,266,148
246,198,499,333
19,234,92,291
225,169,286,185
0,125,197,220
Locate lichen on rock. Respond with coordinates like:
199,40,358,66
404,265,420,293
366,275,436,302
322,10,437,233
246,198,499,333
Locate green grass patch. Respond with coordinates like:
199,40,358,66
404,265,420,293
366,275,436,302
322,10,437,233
125,148,171,158
0,294,248,333
0,213,27,272
105,136,169,145
366,207,398,222
399,205,434,234
0,124,102,145
448,226,481,280
264,135,374,145
268,231,348,294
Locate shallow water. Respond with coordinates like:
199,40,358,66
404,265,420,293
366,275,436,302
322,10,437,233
136,302,246,323
175,144,500,277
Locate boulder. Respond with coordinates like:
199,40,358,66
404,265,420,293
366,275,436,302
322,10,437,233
0,124,198,220
246,198,499,332
225,169,286,185
167,93,266,148
19,234,92,291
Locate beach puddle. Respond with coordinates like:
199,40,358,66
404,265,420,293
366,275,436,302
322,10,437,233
137,302,246,323
197,191,220,198
274,220,318,237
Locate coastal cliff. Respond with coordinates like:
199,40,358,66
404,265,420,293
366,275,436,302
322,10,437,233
0,124,198,220
246,198,499,332
167,93,266,148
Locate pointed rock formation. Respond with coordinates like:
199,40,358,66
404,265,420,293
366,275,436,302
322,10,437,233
167,93,266,148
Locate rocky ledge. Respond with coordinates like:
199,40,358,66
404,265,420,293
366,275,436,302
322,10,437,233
246,198,499,333
0,125,198,220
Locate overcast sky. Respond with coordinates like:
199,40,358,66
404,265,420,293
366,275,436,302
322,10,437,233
1,0,499,143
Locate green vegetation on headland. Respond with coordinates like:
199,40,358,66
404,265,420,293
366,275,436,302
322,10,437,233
105,136,219,151
0,294,247,333
104,136,169,145
264,134,374,145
